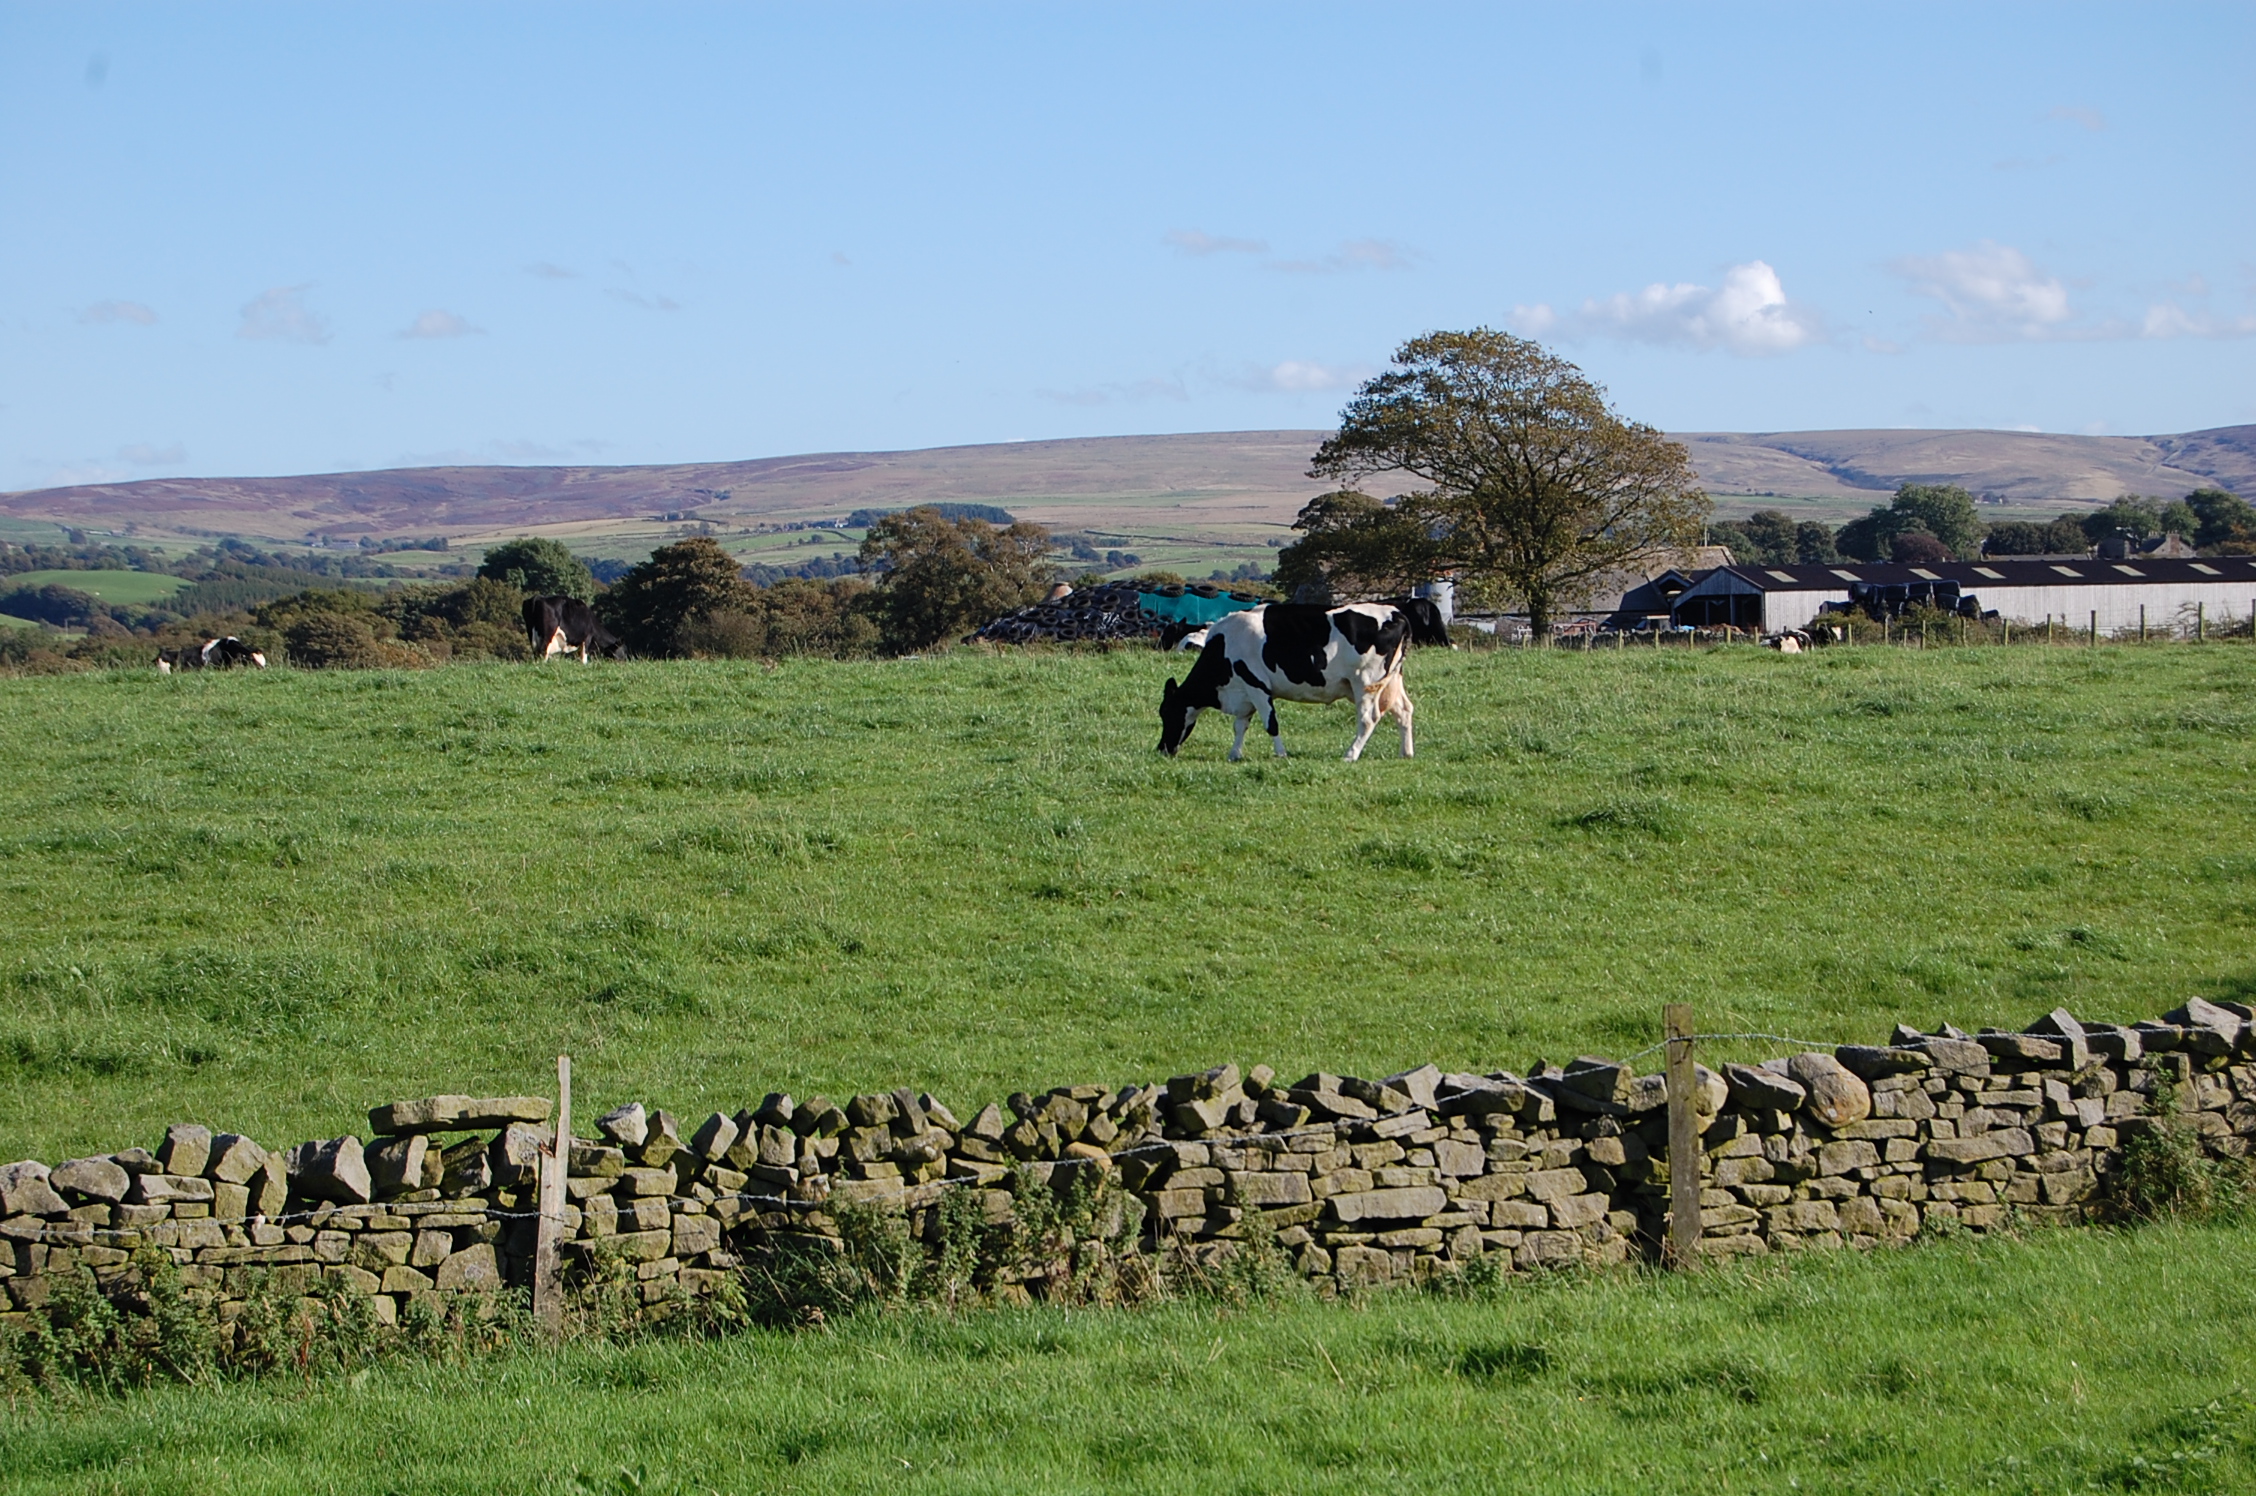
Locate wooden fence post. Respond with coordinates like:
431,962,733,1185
1664,1004,1700,1268
2089,609,2097,647
534,1053,571,1332
2197,602,2206,642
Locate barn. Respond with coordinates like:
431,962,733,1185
1659,556,2256,635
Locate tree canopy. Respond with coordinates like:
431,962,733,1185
596,537,757,657
1708,508,1838,567
1982,517,2091,556
856,506,1054,651
477,537,598,600
1835,485,1987,561
2185,489,2256,552
1270,490,1442,602
1308,330,1708,638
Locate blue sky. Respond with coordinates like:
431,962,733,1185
3,2,2251,493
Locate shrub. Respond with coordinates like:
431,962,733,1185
1891,530,1951,565
283,611,384,668
598,538,757,657
478,537,597,600
857,507,1054,652
2107,1064,2249,1223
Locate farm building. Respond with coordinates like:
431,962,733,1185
1638,556,2256,634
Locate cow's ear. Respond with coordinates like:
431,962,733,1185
1162,677,1179,701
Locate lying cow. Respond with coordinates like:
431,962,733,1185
522,595,625,662
156,637,267,673
1158,602,1415,762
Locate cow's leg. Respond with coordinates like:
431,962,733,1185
1395,686,1415,758
1228,711,1251,761
1267,698,1286,758
1344,684,1385,762
541,630,569,662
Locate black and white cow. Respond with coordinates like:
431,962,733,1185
1379,595,1455,649
156,637,267,673
1158,603,1415,762
522,595,625,662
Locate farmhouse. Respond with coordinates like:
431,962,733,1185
1647,556,2256,634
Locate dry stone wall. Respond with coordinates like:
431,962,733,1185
5,999,2255,1324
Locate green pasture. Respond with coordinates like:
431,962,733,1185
1,569,187,605
1,641,2252,1161
5,1223,2255,1494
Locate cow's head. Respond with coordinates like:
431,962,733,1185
154,649,175,674
248,649,268,668
1157,676,1199,756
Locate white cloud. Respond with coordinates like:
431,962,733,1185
1166,228,1268,256
2047,104,2107,131
525,261,577,278
2139,302,2256,339
606,288,680,311
118,442,185,465
1230,360,1373,393
79,299,157,326
1891,241,2071,339
398,309,482,339
1507,302,1560,336
1266,238,1414,275
237,284,331,344
1036,377,1187,406
1515,260,1822,355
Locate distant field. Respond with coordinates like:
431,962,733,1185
7,425,2247,550
1,569,187,604
1,641,2252,1161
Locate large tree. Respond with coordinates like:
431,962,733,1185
1270,489,1443,602
857,506,1054,652
1309,330,1708,639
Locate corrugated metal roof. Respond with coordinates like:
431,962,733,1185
1687,557,2256,592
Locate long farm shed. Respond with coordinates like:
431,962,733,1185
1664,556,2256,634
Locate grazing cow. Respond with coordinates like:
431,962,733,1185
1378,595,1456,649
156,637,266,673
1157,603,1415,762
1167,624,1211,652
522,595,624,662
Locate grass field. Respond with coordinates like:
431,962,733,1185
3,1223,2254,1494
4,641,2255,1488
2,641,2252,1161
0,570,188,605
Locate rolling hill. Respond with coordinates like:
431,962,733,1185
4,425,2249,550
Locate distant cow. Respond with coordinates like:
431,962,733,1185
1378,596,1455,649
156,637,266,673
522,596,624,663
1158,603,1415,762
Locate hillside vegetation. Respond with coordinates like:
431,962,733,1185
1,643,2250,1161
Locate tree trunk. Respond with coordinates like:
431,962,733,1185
1526,587,1552,644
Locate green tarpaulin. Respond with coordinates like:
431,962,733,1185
1136,588,1263,626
